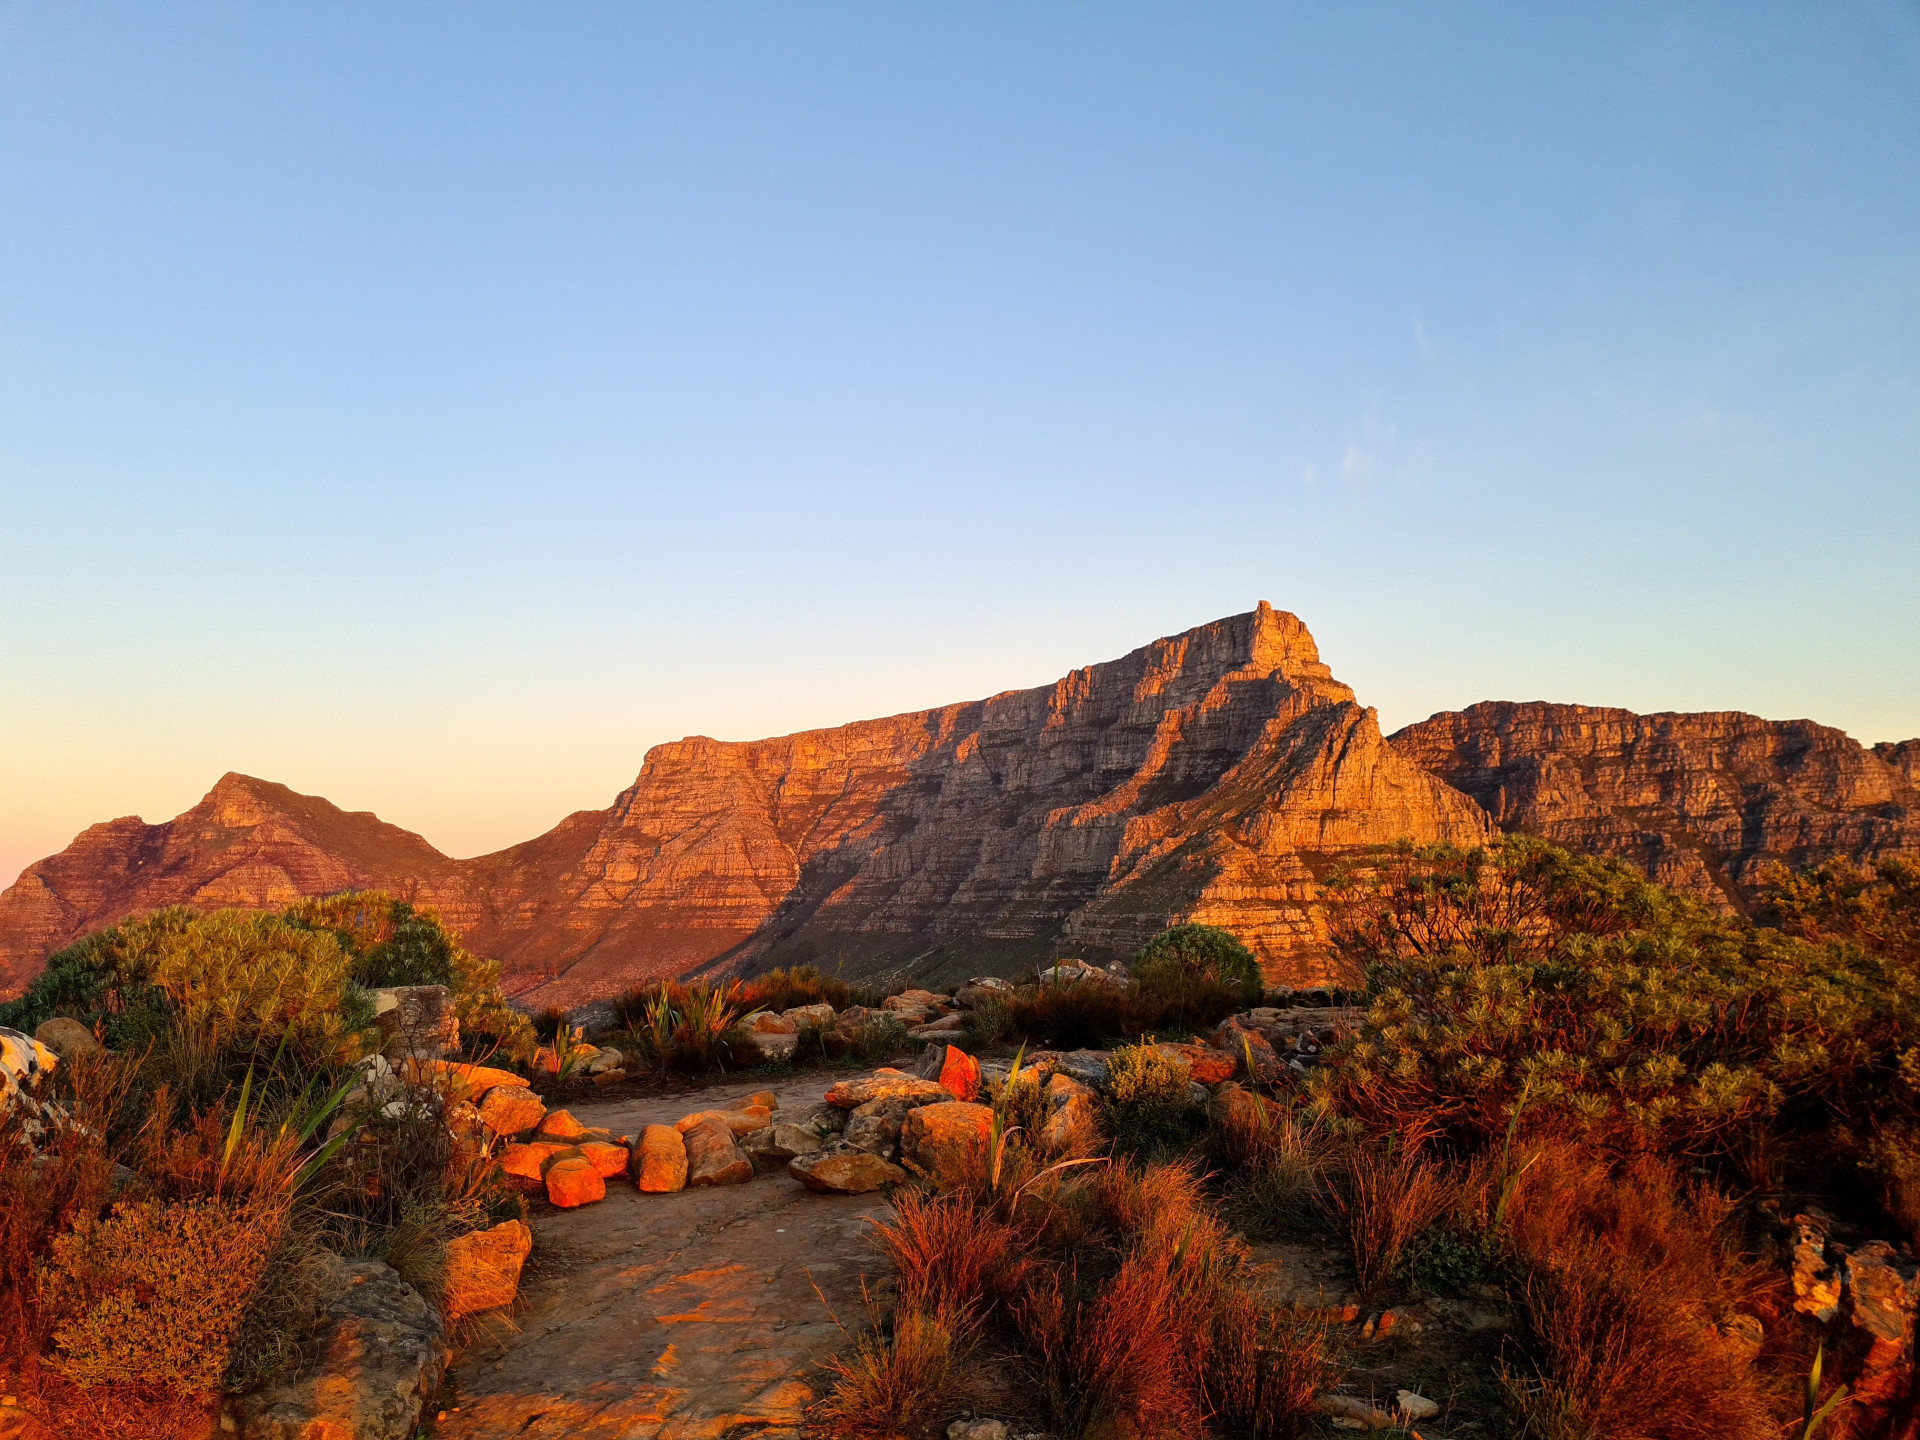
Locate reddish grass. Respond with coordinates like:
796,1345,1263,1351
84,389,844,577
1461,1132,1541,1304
871,1189,1035,1322
1494,1140,1784,1440
809,1302,972,1440
1331,1143,1450,1297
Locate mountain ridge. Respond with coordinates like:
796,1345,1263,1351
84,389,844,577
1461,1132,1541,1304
5,609,1915,1003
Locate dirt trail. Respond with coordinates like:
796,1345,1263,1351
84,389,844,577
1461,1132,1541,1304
435,1073,886,1440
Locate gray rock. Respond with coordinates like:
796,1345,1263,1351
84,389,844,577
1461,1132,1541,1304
797,1102,848,1137
789,1141,906,1194
743,1123,824,1168
233,1255,447,1440
370,985,459,1062
948,1420,1010,1440
1054,1050,1111,1090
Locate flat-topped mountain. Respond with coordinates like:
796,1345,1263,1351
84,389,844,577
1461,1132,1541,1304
1389,701,1920,911
0,605,1487,1001
6,609,1914,1004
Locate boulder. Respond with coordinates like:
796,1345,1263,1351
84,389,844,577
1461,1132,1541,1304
1053,1050,1111,1090
900,1102,994,1188
443,1219,533,1320
685,1116,754,1187
782,1003,836,1029
1846,1241,1920,1345
585,1047,625,1075
1040,1074,1103,1158
954,976,1013,1009
743,1123,824,1168
32,1017,100,1061
797,1102,849,1137
937,1047,982,1102
906,1015,968,1040
477,1086,548,1138
746,1089,781,1111
232,1254,447,1440
844,1098,914,1159
947,1422,1009,1440
498,1141,573,1189
894,988,949,1010
744,1028,799,1062
579,1141,632,1180
1154,1042,1237,1087
824,1069,952,1109
634,1124,689,1193
1214,1018,1284,1080
789,1141,906,1194
674,1106,772,1137
749,1011,799,1036
1791,1217,1842,1322
545,1156,606,1208
1396,1391,1440,1422
370,985,460,1062
535,1109,592,1142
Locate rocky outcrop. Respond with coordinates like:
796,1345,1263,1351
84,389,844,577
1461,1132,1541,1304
1,605,1488,999
1391,702,1920,912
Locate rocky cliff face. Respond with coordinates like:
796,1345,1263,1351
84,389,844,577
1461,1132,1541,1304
1390,702,1920,911
0,605,1489,1001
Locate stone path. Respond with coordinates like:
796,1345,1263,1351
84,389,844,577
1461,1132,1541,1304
435,1073,887,1440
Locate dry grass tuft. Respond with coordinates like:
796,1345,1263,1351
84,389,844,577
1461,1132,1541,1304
1332,1142,1450,1297
809,1301,973,1440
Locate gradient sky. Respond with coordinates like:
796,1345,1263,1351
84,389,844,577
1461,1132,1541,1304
3,4,1918,889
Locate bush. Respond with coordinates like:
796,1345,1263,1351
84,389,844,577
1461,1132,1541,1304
287,893,534,1062
613,981,755,1076
39,1198,284,1394
1103,1042,1204,1161
1332,1143,1451,1298
1317,837,1920,1161
1000,970,1242,1050
1133,923,1264,1005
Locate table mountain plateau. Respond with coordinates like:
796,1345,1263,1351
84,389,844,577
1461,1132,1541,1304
3,605,1913,1004
1389,701,1920,911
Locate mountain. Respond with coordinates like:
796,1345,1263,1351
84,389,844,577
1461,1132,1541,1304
10,613,1913,1006
1389,702,1920,911
0,604,1489,1002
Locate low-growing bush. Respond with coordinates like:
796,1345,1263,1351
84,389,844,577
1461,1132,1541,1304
1103,1042,1205,1162
612,980,755,1076
39,1198,284,1393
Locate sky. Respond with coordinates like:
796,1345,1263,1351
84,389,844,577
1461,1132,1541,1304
2,3,1917,889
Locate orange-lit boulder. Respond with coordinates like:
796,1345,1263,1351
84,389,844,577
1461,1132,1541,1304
1155,1042,1236,1087
937,1048,981,1102
824,1069,951,1109
477,1085,548,1138
900,1101,994,1188
1040,1074,1103,1158
789,1141,906,1194
673,1106,771,1137
684,1116,754,1187
443,1218,533,1319
498,1141,572,1189
545,1156,606,1208
579,1141,631,1180
746,1090,780,1111
535,1109,590,1141
634,1124,689,1193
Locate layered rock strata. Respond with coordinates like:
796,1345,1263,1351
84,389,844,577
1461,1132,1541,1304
0,605,1487,999
1391,702,1920,912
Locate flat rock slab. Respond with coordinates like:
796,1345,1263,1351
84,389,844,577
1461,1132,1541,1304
438,1073,887,1440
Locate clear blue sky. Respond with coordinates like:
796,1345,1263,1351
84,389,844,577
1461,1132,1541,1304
3,3,1917,887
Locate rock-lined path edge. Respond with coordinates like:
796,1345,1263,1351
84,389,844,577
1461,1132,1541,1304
436,1072,885,1440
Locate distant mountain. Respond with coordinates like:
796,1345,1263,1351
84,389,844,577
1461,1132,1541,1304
1389,701,1920,911
0,604,1488,1002
6,611,1913,1006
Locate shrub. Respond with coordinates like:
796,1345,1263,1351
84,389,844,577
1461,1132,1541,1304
1762,855,1920,965
960,997,1014,1049
1134,923,1264,1005
39,1198,284,1394
738,963,884,1014
1317,837,1920,1160
613,981,756,1076
1000,967,1243,1050
1196,1287,1334,1439
1103,1043,1204,1161
1211,1093,1336,1242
